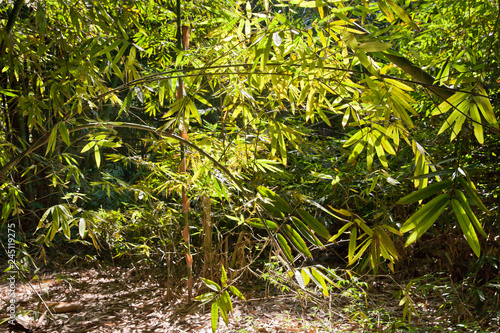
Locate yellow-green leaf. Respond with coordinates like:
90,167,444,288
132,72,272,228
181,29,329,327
283,225,312,258
348,227,357,265
221,265,227,287
229,286,245,300
405,199,449,246
300,268,311,288
290,217,324,248
469,103,484,144
297,208,331,240
277,233,294,262
401,193,450,233
458,177,490,213
94,145,101,168
357,41,393,52
211,302,218,333
59,123,70,146
311,267,329,297
454,190,487,238
397,180,452,204
451,199,480,257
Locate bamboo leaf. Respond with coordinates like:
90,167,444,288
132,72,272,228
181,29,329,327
221,265,227,287
311,267,329,297
290,216,324,248
202,278,221,292
384,0,419,31
348,227,357,265
469,103,484,144
78,218,86,238
431,92,468,115
328,222,353,242
222,290,233,312
46,127,58,156
343,127,369,147
451,199,480,257
194,292,216,303
301,268,311,288
283,225,312,257
397,180,452,204
217,298,229,325
357,41,393,52
458,177,490,213
401,193,450,233
297,208,331,240
94,145,101,168
211,302,219,333
474,93,498,127
351,237,372,264
247,218,279,231
295,269,306,289
454,190,487,238
59,122,70,146
405,199,449,246
229,286,245,300
257,186,292,213
277,233,294,262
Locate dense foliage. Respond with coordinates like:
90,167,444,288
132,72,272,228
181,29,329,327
1,0,499,329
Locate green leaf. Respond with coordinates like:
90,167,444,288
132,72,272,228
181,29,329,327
405,199,449,246
328,222,353,242
396,180,452,204
221,265,227,287
454,189,487,238
357,41,393,52
94,39,123,58
290,217,324,248
458,177,490,213
300,268,311,288
384,0,419,31
257,186,292,213
348,227,357,265
59,123,70,146
451,199,480,257
246,218,279,231
343,127,369,147
283,225,312,257
94,145,101,168
46,127,58,156
431,92,468,115
217,296,229,325
229,286,245,300
351,237,372,264
80,141,96,154
194,292,216,303
469,103,484,144
202,278,221,292
221,290,233,313
311,267,329,297
474,92,498,128
297,209,331,240
401,193,450,233
211,302,218,333
277,233,294,262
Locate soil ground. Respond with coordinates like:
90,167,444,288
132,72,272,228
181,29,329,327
0,265,495,332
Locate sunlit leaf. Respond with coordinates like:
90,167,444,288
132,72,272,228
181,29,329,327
451,199,480,257
397,180,452,204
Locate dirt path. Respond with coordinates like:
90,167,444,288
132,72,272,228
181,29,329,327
1,266,352,332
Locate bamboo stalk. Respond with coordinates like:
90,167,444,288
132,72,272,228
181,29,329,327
176,0,193,302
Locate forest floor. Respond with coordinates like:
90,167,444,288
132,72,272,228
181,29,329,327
0,264,495,332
